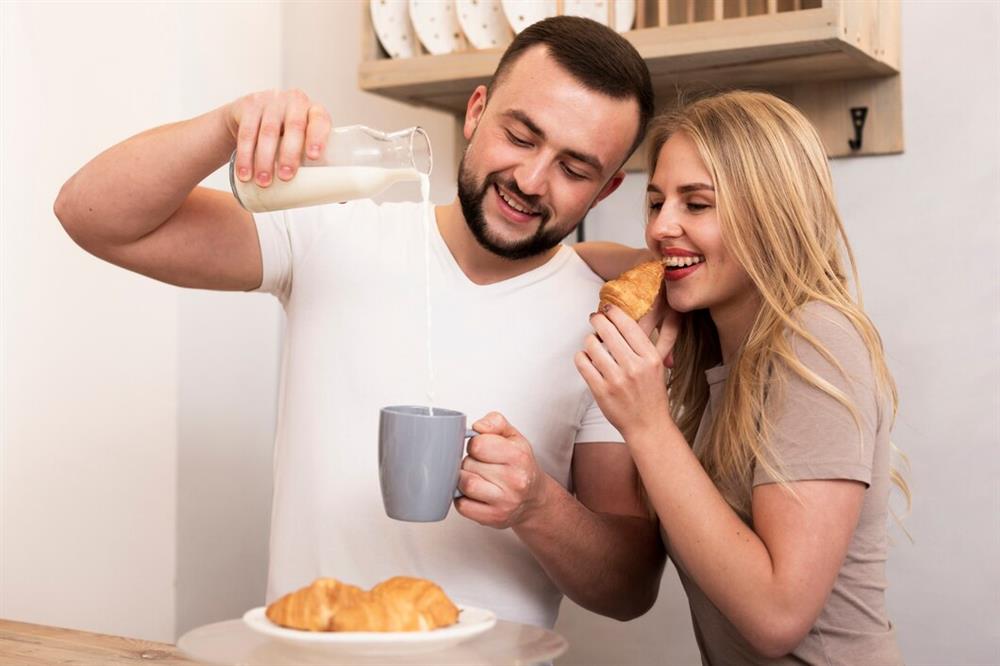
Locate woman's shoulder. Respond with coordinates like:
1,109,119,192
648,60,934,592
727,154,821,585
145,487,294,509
791,301,866,347
786,300,873,380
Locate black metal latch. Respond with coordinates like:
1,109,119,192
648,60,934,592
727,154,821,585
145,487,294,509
848,107,868,151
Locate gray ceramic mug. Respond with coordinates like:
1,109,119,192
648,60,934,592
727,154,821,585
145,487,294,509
378,405,476,522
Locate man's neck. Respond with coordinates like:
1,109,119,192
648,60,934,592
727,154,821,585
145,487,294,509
435,199,560,286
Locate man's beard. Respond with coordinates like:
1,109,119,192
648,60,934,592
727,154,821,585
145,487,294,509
457,153,582,261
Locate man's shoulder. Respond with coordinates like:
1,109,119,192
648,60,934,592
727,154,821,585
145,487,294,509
559,245,609,289
507,246,605,318
372,198,426,218
278,199,427,248
280,198,422,222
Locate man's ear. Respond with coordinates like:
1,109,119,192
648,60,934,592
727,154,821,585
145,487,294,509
590,170,627,208
463,85,488,141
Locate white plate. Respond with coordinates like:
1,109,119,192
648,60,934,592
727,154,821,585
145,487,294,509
370,0,419,59
563,0,636,33
457,0,513,50
242,605,497,656
409,0,469,55
501,0,556,34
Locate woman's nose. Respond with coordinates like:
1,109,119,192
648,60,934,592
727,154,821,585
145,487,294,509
648,209,683,240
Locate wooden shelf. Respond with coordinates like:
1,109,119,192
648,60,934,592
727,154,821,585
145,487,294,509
359,0,903,165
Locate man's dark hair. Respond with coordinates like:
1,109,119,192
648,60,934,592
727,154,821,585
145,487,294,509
489,15,654,159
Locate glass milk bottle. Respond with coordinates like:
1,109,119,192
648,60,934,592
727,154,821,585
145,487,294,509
229,125,432,212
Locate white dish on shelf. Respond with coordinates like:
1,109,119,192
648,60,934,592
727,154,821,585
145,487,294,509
563,0,636,33
500,0,557,35
370,0,419,59
409,0,469,55
242,605,497,656
457,0,513,50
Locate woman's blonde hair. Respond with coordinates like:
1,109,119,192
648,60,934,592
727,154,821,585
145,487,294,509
648,90,909,521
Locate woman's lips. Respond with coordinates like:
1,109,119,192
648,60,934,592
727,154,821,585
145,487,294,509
663,263,702,281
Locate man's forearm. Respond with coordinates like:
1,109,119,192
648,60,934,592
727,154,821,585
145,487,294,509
574,242,653,282
55,105,234,247
513,475,665,621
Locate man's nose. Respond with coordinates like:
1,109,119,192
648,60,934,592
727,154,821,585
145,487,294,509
512,154,548,197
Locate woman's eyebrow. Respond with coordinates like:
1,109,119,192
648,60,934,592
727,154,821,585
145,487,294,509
647,182,715,194
678,183,715,193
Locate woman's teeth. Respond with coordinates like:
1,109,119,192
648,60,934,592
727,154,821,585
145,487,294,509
663,255,705,268
497,186,536,215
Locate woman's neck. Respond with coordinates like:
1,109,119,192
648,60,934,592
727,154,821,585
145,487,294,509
711,292,763,365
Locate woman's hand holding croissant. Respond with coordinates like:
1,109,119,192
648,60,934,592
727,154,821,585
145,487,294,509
575,301,681,440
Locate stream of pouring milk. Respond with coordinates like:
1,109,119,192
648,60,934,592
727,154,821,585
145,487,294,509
420,174,435,416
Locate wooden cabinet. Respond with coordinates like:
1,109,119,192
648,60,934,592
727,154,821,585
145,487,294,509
359,0,902,168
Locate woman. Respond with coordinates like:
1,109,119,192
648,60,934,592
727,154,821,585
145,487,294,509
575,91,908,664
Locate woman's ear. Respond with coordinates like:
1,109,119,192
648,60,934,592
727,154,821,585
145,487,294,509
463,85,488,141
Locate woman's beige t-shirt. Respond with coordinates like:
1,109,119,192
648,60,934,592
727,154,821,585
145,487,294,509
668,302,903,665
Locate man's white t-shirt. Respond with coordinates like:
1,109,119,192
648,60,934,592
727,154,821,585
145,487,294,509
253,200,622,628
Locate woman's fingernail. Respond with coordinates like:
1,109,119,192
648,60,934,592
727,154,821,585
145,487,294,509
238,167,250,180
257,171,270,185
278,165,293,180
600,303,611,314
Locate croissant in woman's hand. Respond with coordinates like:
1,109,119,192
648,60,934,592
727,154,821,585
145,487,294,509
598,260,665,321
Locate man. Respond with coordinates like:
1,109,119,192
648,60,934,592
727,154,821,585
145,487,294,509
55,16,662,628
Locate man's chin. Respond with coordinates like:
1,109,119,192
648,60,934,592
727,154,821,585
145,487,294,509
479,230,562,261
461,192,561,261
486,221,540,246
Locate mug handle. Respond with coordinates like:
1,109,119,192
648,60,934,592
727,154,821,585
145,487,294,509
453,429,478,499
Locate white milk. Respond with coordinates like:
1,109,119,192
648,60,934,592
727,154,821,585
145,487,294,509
234,165,422,213
420,174,435,415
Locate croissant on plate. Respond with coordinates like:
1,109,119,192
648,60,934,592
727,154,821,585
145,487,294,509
264,576,459,632
264,577,367,631
598,260,665,321
331,576,460,632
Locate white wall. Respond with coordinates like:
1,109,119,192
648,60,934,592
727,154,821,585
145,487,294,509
841,4,999,662
2,1,998,663
0,0,283,642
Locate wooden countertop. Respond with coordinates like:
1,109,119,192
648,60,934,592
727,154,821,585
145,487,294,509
0,618,205,665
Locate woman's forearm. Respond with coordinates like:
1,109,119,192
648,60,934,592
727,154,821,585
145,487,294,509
627,419,817,657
